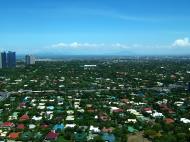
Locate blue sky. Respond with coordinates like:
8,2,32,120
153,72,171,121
0,0,190,55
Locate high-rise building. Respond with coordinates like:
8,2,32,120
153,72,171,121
25,55,30,65
25,55,35,65
7,51,16,68
1,52,7,68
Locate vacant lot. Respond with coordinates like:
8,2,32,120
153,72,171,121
128,133,151,142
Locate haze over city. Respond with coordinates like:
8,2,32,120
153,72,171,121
1,0,190,55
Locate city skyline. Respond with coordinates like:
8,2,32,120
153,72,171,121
0,0,190,55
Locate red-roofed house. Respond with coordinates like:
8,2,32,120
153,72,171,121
143,107,153,114
1,122,15,128
102,127,113,133
45,131,58,140
8,132,20,139
19,102,26,108
113,108,124,113
159,104,175,114
99,113,110,121
164,118,175,124
41,124,49,129
19,114,30,121
143,107,152,111
17,124,25,130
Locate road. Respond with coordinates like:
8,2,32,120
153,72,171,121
0,92,10,101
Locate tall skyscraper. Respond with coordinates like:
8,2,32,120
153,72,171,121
25,55,30,65
1,52,7,68
7,51,16,68
25,55,35,65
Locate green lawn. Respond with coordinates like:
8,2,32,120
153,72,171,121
56,136,71,142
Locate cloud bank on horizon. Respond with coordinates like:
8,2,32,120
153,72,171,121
172,38,190,48
0,0,190,55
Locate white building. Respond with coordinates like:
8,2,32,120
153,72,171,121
25,55,35,65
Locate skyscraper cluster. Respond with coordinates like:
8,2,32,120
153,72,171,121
25,55,35,65
0,51,16,69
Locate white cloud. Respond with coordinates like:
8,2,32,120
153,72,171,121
52,42,83,48
172,37,190,47
52,42,109,49
52,43,68,48
70,42,81,48
111,43,129,49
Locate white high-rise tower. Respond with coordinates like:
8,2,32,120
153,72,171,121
25,55,35,65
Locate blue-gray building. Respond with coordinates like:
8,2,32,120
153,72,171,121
7,51,16,68
1,52,7,68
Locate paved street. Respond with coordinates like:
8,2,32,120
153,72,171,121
0,92,9,101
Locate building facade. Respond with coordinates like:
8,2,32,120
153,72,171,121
25,55,35,65
1,52,7,68
7,51,16,68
